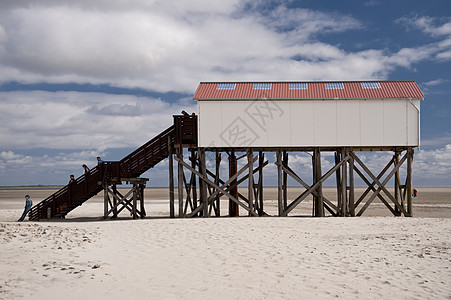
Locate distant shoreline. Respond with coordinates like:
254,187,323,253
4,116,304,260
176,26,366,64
1,185,451,190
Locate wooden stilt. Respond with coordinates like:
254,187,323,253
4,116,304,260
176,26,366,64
277,150,283,216
335,151,342,216
281,154,351,217
199,148,208,217
139,183,146,218
282,151,288,211
248,148,254,216
191,149,198,215
176,147,184,218
313,148,324,217
112,183,118,219
341,148,347,217
103,184,108,219
168,138,175,218
348,151,355,217
214,151,221,216
394,151,400,216
258,151,264,216
229,151,239,217
407,148,414,217
132,181,138,219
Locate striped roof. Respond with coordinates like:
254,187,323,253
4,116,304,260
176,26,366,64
193,81,424,100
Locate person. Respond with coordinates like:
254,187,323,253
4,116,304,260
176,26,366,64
69,174,75,184
413,188,418,198
82,164,90,173
18,195,32,222
97,156,103,165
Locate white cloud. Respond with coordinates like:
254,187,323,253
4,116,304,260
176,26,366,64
396,15,451,62
415,145,451,180
0,91,196,150
1,1,446,93
423,79,449,86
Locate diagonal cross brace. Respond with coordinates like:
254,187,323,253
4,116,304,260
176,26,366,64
174,155,258,217
353,165,397,215
275,161,339,214
351,152,408,216
281,154,351,216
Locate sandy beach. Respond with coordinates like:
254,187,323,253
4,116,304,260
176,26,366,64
1,187,450,299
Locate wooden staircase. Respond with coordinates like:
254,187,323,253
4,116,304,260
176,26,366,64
28,114,198,221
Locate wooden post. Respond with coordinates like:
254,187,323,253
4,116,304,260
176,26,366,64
103,184,109,219
313,148,324,217
341,148,347,217
248,148,254,216
348,151,355,217
199,148,208,217
229,151,239,217
112,183,118,219
215,151,221,216
132,182,138,219
258,151,264,216
191,149,198,215
139,183,146,218
282,151,288,211
394,151,401,216
335,151,342,215
168,139,175,218
277,150,283,216
407,148,413,217
176,147,184,218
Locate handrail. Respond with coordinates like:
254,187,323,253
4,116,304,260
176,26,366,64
29,115,197,220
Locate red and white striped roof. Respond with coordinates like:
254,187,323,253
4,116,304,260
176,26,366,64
193,81,424,100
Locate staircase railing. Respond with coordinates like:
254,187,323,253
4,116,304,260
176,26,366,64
28,114,197,220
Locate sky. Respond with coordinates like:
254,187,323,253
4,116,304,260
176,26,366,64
0,0,450,187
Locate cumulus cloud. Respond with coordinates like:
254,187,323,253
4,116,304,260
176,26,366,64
1,1,447,93
415,145,451,181
0,91,196,150
396,15,451,61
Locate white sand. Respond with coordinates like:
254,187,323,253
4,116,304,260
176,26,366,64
1,188,450,299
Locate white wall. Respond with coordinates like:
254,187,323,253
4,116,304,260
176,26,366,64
197,99,420,148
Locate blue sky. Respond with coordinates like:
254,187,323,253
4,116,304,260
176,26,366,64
0,0,450,186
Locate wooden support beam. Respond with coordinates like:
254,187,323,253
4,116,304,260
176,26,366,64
248,148,254,216
182,171,194,216
348,152,355,217
103,185,108,219
313,148,324,217
282,151,288,211
406,148,414,217
139,183,146,219
174,155,258,217
112,183,118,219
190,154,266,214
394,151,401,216
275,160,338,215
191,149,198,215
132,182,137,219
341,148,347,217
352,152,408,216
277,150,283,216
353,157,393,209
353,165,397,215
199,148,208,217
335,151,342,215
258,151,264,216
282,154,351,217
176,147,184,218
214,151,221,216
168,137,175,218
104,179,148,219
229,151,238,217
